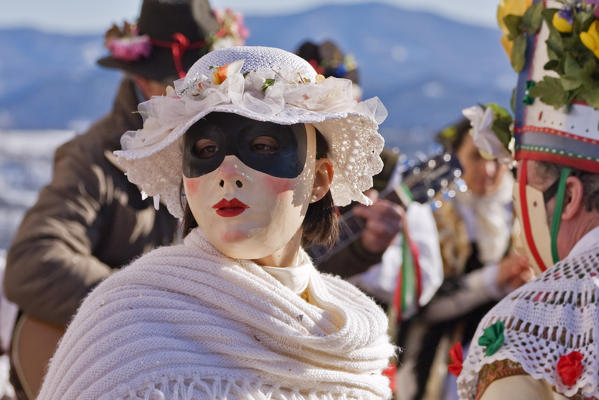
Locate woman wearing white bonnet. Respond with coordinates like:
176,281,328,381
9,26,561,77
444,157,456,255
38,46,395,400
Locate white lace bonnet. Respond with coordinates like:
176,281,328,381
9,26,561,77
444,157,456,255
114,46,387,218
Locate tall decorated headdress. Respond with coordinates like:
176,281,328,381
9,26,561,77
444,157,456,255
500,0,599,172
114,46,387,218
463,0,599,272
97,0,249,82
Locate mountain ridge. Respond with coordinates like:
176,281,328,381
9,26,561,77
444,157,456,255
0,2,514,154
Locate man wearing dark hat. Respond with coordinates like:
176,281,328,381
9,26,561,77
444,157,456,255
4,1,227,398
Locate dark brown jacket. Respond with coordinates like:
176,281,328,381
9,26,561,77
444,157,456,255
5,79,178,326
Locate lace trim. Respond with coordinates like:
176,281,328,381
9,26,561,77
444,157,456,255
475,360,597,400
475,359,526,400
115,47,387,218
458,248,599,399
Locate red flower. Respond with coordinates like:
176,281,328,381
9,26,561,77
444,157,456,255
448,342,463,377
308,59,325,75
557,351,584,386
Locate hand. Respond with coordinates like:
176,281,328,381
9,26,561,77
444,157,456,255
496,253,534,291
352,190,405,254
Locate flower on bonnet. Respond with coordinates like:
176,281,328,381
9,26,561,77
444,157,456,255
581,20,599,59
448,342,463,377
462,104,513,164
478,321,505,357
557,351,584,386
210,60,244,85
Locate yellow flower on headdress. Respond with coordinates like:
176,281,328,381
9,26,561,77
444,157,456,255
497,0,533,57
580,20,599,59
552,10,573,33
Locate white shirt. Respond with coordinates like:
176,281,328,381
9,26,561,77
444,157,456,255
349,201,443,318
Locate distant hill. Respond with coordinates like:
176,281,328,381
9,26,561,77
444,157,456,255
0,2,515,154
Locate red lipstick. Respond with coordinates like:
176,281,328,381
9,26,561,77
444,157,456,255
212,198,249,217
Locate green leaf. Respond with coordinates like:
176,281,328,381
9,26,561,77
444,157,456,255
261,78,275,92
529,77,568,108
521,2,544,34
504,14,522,40
544,59,560,72
579,86,599,109
487,102,509,119
545,26,564,60
566,87,581,105
511,34,527,72
492,118,513,149
510,87,517,113
559,54,583,90
580,59,599,85
575,10,595,29
486,103,513,149
541,7,557,24
478,321,505,357
561,76,582,90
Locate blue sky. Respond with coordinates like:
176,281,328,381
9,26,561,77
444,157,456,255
1,0,499,33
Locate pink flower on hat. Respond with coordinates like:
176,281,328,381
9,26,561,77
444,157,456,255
106,35,152,62
557,351,584,386
212,8,249,47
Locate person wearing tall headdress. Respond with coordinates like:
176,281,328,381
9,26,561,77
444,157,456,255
458,1,599,398
4,1,247,398
395,115,533,400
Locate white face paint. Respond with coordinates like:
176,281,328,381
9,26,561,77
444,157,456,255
183,124,317,260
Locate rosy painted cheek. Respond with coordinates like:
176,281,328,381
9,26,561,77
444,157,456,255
262,176,295,194
184,178,202,196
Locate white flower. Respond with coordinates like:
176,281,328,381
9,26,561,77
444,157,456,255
462,105,513,164
211,36,235,51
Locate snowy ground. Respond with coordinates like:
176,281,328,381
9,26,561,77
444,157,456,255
0,130,75,250
0,251,17,399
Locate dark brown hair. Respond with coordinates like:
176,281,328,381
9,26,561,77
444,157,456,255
181,128,339,248
435,117,473,153
535,161,599,213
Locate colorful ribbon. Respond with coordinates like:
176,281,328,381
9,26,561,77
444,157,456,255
151,33,208,78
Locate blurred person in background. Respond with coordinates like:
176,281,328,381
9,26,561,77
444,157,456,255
459,1,599,398
297,40,443,315
395,116,533,400
3,0,248,398
297,40,445,393
296,40,405,285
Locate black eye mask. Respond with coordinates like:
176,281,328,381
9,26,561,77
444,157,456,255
183,112,307,179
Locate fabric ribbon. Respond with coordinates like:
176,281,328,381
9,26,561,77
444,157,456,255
391,184,422,323
151,32,208,78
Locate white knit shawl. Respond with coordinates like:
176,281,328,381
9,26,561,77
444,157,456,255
38,229,394,400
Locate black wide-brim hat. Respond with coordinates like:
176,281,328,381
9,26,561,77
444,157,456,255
295,40,359,84
97,0,219,83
